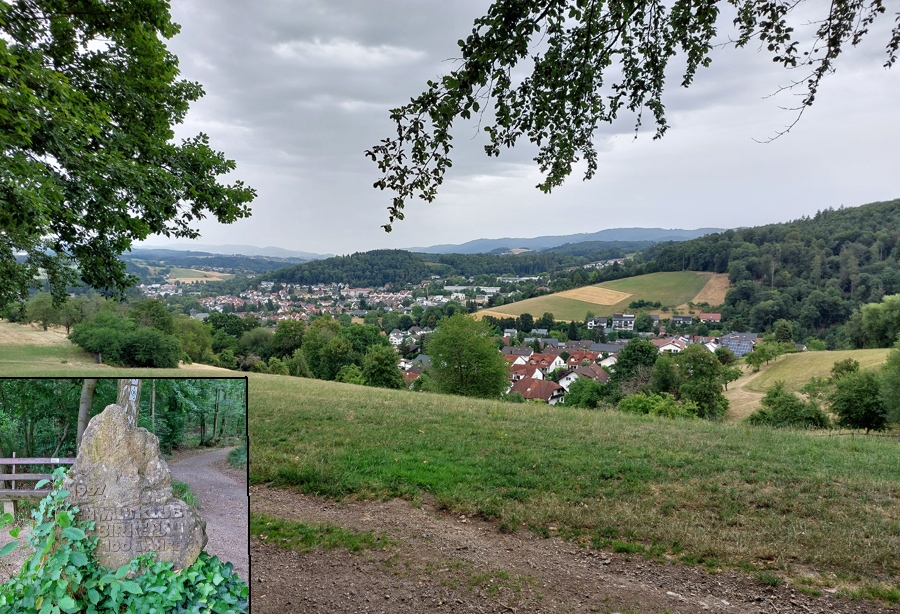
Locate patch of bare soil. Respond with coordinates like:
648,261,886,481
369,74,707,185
0,522,30,584
251,486,897,613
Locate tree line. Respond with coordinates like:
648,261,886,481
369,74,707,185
639,199,900,346
266,244,648,289
0,378,246,462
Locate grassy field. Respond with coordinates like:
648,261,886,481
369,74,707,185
479,271,715,321
4,326,900,595
0,321,105,371
0,320,232,376
723,349,892,423
743,349,891,394
249,374,900,593
166,267,234,283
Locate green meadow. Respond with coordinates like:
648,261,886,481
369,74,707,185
3,323,899,595
248,374,900,592
744,349,892,393
599,270,712,304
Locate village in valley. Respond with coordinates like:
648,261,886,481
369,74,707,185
132,257,761,406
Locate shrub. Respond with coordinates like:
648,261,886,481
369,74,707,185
747,381,830,429
121,326,182,368
267,357,290,375
618,392,696,419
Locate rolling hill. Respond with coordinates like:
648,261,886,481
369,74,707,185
478,271,724,321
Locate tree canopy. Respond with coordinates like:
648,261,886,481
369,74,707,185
427,314,510,398
368,0,899,229
0,0,255,308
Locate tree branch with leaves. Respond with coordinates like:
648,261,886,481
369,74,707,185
368,0,899,230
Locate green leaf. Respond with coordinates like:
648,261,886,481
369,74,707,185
61,527,85,541
57,595,79,613
114,563,130,579
0,541,18,557
56,511,71,528
69,551,88,567
121,580,143,595
87,588,101,605
35,479,50,489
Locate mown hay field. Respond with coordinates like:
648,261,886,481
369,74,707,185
480,271,716,321
166,267,234,283
0,321,102,371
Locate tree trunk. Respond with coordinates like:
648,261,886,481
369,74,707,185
76,378,98,451
150,379,156,435
51,421,70,458
211,386,220,445
116,379,142,431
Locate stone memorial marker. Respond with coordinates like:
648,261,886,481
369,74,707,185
63,403,207,570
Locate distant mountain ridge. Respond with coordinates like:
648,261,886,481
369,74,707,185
407,228,725,254
135,243,331,260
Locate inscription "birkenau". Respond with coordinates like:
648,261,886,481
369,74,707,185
94,518,186,538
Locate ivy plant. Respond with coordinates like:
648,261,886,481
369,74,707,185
0,468,248,613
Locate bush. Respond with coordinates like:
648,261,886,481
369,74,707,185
267,357,290,375
121,326,182,368
0,468,248,612
747,381,831,429
618,392,696,419
830,370,888,433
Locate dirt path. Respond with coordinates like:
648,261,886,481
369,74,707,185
168,447,249,582
723,363,771,423
250,486,896,614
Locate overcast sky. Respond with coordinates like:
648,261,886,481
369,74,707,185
145,1,900,255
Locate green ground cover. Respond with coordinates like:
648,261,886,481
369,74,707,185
248,374,900,590
599,271,711,305
4,324,899,595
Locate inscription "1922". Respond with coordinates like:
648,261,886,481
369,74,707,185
71,482,106,498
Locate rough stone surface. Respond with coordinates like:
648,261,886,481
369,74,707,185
63,404,207,570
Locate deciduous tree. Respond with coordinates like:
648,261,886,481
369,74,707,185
830,370,888,433
362,345,405,389
427,314,509,398
0,0,255,307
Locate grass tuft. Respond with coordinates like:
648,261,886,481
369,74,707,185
249,512,392,552
228,444,247,468
172,480,199,508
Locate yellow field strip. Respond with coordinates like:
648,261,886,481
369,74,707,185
556,287,632,306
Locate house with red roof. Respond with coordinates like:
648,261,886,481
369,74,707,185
510,378,565,404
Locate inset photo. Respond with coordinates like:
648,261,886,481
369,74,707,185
0,377,248,612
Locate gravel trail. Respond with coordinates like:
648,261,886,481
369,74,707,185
168,447,249,582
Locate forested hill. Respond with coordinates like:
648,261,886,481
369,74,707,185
266,242,650,287
640,198,900,342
